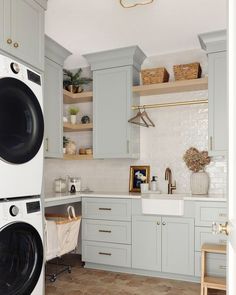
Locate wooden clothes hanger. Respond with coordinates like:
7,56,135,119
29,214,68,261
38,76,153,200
128,107,155,127
141,106,155,127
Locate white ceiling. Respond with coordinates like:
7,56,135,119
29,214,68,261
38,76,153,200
45,0,227,68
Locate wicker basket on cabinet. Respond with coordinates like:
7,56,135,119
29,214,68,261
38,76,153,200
141,67,169,85
173,62,202,81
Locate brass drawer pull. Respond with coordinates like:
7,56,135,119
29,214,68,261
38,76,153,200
99,208,112,211
157,221,160,225
99,252,111,256
7,38,12,44
219,265,227,270
13,42,19,48
99,230,111,233
162,222,166,226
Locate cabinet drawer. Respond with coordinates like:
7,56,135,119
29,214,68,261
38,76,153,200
82,241,131,267
195,252,226,277
195,202,227,226
82,219,131,244
82,198,131,221
195,227,227,251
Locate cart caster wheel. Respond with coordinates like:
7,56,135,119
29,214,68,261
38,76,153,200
68,268,72,274
50,276,56,283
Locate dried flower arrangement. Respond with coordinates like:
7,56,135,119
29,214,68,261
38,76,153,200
183,147,211,172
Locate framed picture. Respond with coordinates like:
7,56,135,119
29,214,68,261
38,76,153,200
129,165,150,192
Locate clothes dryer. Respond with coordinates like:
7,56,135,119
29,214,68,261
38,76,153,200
0,54,44,198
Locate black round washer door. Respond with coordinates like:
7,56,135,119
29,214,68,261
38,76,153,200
0,77,44,164
0,222,44,295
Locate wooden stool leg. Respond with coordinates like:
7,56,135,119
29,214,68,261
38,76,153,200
204,286,208,295
201,285,204,295
201,250,206,295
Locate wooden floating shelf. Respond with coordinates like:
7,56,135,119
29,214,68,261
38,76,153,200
63,154,93,160
132,77,208,96
63,123,93,132
63,78,208,103
63,89,93,104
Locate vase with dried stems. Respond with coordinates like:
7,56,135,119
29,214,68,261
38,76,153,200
183,147,211,195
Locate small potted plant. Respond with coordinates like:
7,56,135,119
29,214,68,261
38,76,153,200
63,68,92,93
63,136,69,154
68,106,79,124
183,147,211,195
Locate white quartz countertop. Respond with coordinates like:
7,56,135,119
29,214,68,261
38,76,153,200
44,191,226,207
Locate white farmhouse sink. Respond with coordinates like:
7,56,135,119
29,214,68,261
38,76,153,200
141,194,185,216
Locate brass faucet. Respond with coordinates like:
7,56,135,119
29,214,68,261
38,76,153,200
165,167,176,194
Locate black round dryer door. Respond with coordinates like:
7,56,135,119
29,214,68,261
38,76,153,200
0,222,44,295
0,77,44,164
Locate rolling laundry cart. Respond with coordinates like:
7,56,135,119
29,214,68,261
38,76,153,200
45,206,81,282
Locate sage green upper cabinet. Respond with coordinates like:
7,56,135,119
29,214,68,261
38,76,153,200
44,36,71,158
199,30,227,156
0,0,46,71
84,46,146,159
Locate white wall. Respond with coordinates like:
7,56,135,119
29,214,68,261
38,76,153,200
44,49,227,196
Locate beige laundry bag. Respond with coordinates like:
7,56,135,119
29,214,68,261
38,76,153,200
46,206,81,257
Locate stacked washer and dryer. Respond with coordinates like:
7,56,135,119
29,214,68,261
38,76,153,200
0,54,45,295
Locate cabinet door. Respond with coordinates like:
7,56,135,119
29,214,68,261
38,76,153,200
0,0,4,49
5,0,44,70
208,51,227,155
132,215,162,271
162,217,194,275
44,58,63,158
93,66,133,158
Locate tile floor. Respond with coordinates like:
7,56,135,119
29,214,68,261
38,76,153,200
45,255,225,295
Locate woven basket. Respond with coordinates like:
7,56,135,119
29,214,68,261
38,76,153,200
141,67,169,85
173,62,202,81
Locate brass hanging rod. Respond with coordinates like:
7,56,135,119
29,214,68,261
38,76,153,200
132,99,208,110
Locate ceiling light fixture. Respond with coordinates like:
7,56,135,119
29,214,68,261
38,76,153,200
120,0,154,8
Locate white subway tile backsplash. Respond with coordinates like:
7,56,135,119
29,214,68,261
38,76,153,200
44,93,227,196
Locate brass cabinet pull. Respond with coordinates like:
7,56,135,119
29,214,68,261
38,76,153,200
210,136,213,151
127,140,130,153
45,138,49,152
99,208,111,211
162,221,166,226
157,221,160,225
7,38,12,44
99,230,111,233
13,42,19,48
98,252,111,256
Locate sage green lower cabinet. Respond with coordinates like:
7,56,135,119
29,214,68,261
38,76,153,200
162,217,194,275
132,215,162,271
132,215,194,276
82,197,132,268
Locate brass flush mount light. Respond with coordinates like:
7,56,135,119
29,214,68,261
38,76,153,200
120,0,154,8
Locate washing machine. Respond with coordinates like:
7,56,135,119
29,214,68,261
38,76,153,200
0,197,44,295
0,54,44,199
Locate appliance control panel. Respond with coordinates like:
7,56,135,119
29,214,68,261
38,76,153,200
26,201,41,214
